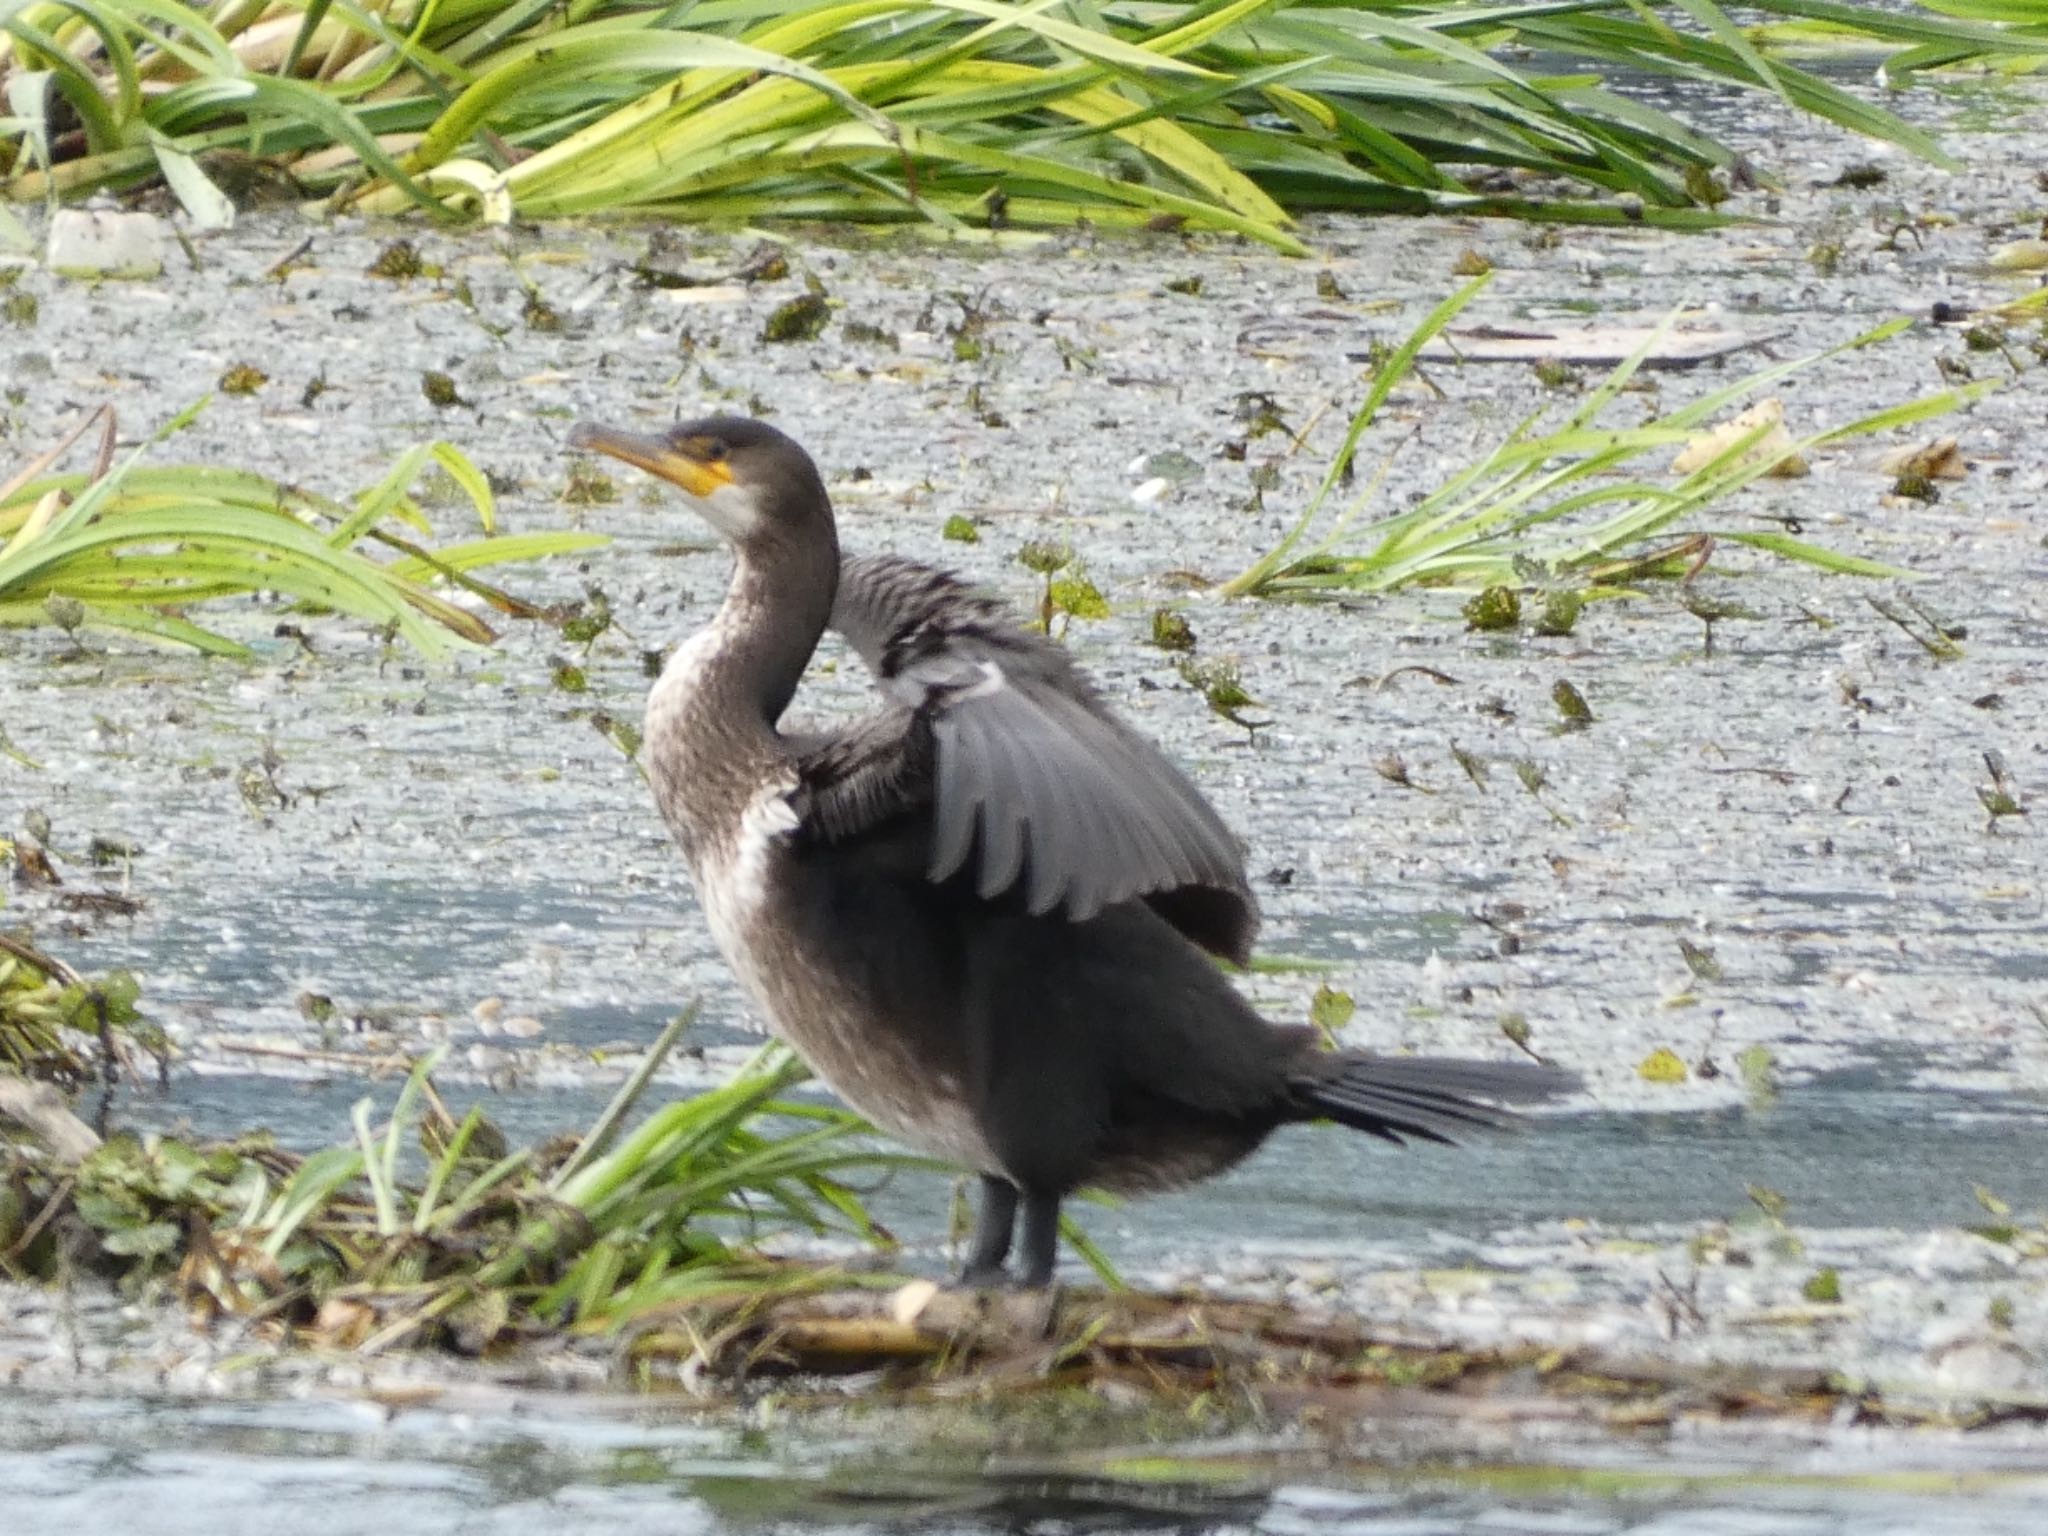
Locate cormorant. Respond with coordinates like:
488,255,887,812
569,414,1571,1287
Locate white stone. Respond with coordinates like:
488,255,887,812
1930,1335,2038,1396
46,208,164,279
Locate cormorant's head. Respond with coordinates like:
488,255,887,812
567,414,828,547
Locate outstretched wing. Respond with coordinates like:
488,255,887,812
793,553,1257,963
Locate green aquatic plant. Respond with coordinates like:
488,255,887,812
1756,0,2048,74
1177,654,1267,740
0,1012,917,1348
1533,589,1584,636
1680,588,1761,656
1149,608,1196,652
4,4,2044,249
1463,585,1521,632
1223,277,1996,600
1550,679,1593,729
1978,749,2026,830
0,403,605,656
0,931,165,1088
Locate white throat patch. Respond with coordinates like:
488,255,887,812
689,479,765,542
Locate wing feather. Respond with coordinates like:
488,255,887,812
800,552,1258,961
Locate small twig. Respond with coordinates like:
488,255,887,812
416,1073,459,1139
1680,534,1716,585
1655,1267,1706,1338
551,1002,700,1191
0,934,85,990
211,1039,415,1075
1703,766,1801,785
1582,533,1713,587
1902,593,1966,643
1283,395,1335,458
1369,664,1460,691
0,725,43,771
0,1171,80,1270
0,405,113,504
358,1281,469,1357
265,236,315,282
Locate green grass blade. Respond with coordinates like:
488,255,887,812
1220,272,1491,596
1717,532,1914,577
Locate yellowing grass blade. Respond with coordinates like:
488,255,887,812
2,415,587,655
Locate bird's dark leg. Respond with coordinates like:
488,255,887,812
1014,1187,1063,1289
955,1174,1018,1286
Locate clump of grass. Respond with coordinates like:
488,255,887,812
563,464,619,506
1178,656,1267,740
4,5,2043,250
1223,277,1996,600
1,404,605,656
0,1016,915,1350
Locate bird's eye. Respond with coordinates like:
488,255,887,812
704,438,729,461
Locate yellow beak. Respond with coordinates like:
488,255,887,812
568,421,734,500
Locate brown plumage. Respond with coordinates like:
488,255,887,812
569,413,1572,1286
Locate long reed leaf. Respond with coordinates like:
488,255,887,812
7,2,2030,237
1230,298,1995,597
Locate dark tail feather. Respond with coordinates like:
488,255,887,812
1289,1054,1575,1147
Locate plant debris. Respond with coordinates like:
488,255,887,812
1670,398,1808,478
621,1283,2048,1434
366,240,429,280
763,288,831,344
1,1030,908,1356
1177,658,1267,741
1534,590,1584,637
0,931,166,1089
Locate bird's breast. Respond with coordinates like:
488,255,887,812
691,834,997,1174
643,621,783,868
692,780,799,967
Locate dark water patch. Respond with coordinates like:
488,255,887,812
105,1057,2048,1273
1123,1073,2048,1262
4,1389,2047,1536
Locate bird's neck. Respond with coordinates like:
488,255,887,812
710,534,839,729
644,532,838,860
